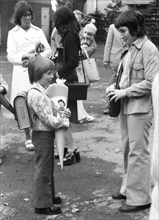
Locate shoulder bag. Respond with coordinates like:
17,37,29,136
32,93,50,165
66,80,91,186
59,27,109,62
63,45,89,101
81,50,100,83
108,64,123,117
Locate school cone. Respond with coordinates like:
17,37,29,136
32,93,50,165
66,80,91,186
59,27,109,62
55,128,65,169
47,80,68,169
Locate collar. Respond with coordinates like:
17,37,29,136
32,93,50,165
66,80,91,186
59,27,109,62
121,36,147,58
34,82,46,93
13,23,39,32
131,36,147,49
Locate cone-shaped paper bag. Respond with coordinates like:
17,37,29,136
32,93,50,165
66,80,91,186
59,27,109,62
55,128,66,169
47,81,68,169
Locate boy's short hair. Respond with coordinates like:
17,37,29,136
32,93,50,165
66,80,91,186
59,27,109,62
115,10,146,37
28,55,54,84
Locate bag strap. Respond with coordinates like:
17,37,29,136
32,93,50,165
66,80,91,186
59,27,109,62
116,48,138,89
79,49,87,83
26,88,41,127
115,63,123,89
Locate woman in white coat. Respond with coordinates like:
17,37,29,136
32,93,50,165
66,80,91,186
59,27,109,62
7,1,52,150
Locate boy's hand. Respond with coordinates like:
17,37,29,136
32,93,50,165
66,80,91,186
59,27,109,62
63,108,71,118
63,118,69,128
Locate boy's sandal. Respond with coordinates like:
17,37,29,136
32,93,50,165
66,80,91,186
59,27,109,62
25,140,34,151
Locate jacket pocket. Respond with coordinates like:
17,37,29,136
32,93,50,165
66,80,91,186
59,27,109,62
132,64,144,81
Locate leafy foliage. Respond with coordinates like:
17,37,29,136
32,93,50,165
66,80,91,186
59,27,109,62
104,0,122,31
89,0,122,42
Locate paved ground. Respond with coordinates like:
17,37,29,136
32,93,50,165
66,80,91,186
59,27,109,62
0,44,153,220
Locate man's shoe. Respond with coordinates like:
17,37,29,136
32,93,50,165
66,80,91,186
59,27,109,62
119,203,151,213
53,196,62,204
112,193,126,200
35,206,62,215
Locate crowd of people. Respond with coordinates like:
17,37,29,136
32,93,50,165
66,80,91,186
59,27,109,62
0,0,158,218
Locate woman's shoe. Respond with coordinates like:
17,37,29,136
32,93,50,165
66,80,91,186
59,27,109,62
25,140,34,151
63,149,80,165
85,115,95,122
63,152,74,166
73,149,81,162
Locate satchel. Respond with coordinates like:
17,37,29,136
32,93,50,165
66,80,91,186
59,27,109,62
109,98,121,117
82,50,100,82
108,64,123,117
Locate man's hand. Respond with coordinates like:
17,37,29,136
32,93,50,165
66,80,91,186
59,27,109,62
107,89,127,102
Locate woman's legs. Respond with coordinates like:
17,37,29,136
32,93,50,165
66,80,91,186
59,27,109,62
77,100,95,123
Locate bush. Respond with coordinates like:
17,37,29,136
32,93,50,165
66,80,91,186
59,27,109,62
89,0,122,42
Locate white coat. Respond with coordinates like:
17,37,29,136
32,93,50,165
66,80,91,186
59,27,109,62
7,24,52,104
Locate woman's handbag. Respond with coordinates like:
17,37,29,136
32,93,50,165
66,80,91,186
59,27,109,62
108,64,123,117
66,60,89,100
82,50,100,82
63,46,89,101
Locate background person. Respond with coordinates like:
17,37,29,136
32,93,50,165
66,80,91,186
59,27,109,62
77,22,97,123
53,6,81,165
74,10,97,123
0,74,8,166
27,55,70,215
7,0,52,151
103,23,124,114
107,9,159,213
149,73,159,220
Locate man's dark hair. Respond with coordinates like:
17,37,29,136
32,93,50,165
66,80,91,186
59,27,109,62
115,10,146,37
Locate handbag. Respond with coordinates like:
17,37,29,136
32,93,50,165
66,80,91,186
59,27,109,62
82,50,100,82
66,59,89,100
108,64,123,117
63,45,89,101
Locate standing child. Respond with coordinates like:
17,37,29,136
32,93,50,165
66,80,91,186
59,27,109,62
27,55,70,215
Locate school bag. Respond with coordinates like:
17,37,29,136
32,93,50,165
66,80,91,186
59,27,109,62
14,88,40,130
